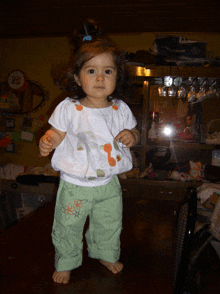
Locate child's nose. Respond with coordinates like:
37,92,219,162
96,74,104,81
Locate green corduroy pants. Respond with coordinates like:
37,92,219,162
52,176,122,271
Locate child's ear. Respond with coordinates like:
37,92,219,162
74,74,81,86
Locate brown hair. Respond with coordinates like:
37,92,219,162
70,37,130,100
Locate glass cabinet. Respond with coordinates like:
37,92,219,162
127,65,220,170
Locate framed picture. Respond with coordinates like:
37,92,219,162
5,143,15,153
21,117,33,129
6,118,15,129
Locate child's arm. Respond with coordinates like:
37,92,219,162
39,127,66,157
114,127,140,148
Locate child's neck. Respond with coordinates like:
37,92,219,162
81,97,112,108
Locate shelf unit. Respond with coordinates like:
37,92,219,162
127,64,220,170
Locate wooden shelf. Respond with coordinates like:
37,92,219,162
128,64,220,79
147,139,220,150
120,177,201,187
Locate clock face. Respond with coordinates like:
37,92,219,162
8,70,25,90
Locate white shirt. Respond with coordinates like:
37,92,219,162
49,97,137,187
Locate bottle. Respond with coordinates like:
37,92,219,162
148,121,158,139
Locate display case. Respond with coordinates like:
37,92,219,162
127,65,220,171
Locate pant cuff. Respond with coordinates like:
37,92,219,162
88,247,120,263
55,255,82,272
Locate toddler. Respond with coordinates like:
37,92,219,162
39,21,140,284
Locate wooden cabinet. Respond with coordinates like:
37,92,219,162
127,64,220,171
120,178,201,202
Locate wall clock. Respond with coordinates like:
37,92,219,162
7,70,27,90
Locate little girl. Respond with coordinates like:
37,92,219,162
39,21,140,284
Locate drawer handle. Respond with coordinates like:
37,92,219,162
160,190,173,195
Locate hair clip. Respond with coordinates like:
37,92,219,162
83,35,92,42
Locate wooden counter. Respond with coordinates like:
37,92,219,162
120,178,202,201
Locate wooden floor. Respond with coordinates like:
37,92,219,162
0,194,220,294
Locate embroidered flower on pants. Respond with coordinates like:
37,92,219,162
73,200,83,210
64,200,83,216
73,211,81,218
65,203,75,215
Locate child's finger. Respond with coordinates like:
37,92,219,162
41,135,52,146
46,135,51,142
114,131,123,142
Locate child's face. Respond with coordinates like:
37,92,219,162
74,52,117,102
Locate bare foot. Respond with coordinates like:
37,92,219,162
99,260,123,274
52,270,71,284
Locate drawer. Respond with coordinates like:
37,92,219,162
149,186,187,201
122,185,142,197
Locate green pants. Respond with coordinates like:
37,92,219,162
52,176,122,272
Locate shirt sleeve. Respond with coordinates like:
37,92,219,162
48,98,71,132
120,100,137,130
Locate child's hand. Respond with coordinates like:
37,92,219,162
114,128,140,148
39,127,66,157
39,134,55,157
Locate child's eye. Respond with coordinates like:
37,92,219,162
105,69,112,74
88,69,95,74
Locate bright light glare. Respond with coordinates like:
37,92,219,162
163,126,173,136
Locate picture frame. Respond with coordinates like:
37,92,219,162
5,143,15,153
6,118,15,129
21,117,33,129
